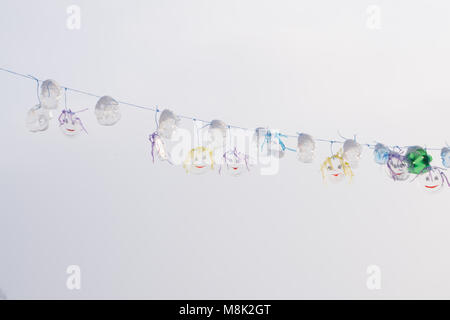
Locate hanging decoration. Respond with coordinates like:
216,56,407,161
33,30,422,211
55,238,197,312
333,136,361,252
385,150,410,181
58,109,88,136
343,139,362,167
416,167,450,193
220,148,250,177
441,147,450,168
406,147,432,175
320,151,354,183
26,105,50,132
297,133,315,163
157,109,179,140
95,96,121,126
373,143,390,165
207,120,227,150
40,79,62,110
1,67,448,192
183,147,214,175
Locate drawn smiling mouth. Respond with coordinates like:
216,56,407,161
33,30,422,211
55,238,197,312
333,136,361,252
232,167,239,170
195,166,205,169
66,128,75,132
425,185,438,189
332,174,340,177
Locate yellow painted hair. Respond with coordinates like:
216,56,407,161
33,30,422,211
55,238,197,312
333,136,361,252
183,147,214,172
320,150,354,181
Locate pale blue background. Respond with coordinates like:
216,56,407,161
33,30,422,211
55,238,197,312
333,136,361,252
0,0,449,299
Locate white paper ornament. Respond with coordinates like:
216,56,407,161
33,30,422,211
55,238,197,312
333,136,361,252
441,147,450,168
207,120,227,150
95,96,121,126
297,133,315,163
40,79,62,110
157,109,179,140
343,139,362,167
26,105,49,132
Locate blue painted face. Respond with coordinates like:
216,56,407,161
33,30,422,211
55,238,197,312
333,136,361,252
442,147,450,168
373,143,390,165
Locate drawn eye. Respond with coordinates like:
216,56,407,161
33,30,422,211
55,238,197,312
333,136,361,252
327,166,332,170
435,176,439,181
426,177,430,181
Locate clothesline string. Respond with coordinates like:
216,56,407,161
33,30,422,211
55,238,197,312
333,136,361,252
0,66,445,151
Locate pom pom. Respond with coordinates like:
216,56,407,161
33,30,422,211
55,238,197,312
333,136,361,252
297,134,315,163
343,139,362,167
320,151,354,183
183,147,214,175
406,147,432,175
40,79,62,110
58,109,87,136
95,96,121,126
26,105,49,132
207,120,227,150
373,143,390,165
158,109,179,140
221,148,250,177
441,147,450,168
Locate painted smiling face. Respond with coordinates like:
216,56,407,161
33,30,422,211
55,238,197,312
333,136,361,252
417,168,446,193
58,110,87,136
373,143,390,165
386,154,410,181
321,153,353,183
184,147,214,175
222,149,249,177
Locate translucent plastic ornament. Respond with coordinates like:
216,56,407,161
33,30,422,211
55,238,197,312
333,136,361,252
441,147,450,168
157,109,179,140
297,133,315,163
58,109,87,136
207,120,227,150
183,147,214,175
253,127,285,159
26,105,50,132
405,146,432,175
343,139,362,167
417,167,449,194
373,143,390,165
221,148,250,177
320,151,353,184
149,132,170,163
95,96,121,126
40,79,62,110
385,152,409,181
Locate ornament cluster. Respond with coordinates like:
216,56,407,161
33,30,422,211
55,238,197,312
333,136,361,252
22,76,450,193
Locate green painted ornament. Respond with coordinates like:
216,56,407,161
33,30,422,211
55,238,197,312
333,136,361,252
406,147,432,175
